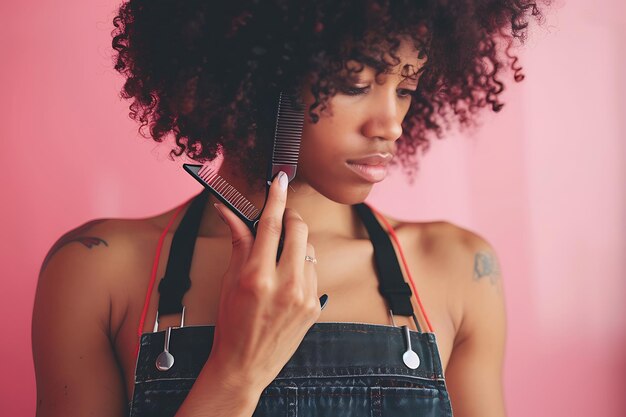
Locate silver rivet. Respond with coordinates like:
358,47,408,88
401,325,420,369
156,326,175,371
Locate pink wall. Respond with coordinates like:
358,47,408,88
1,1,624,415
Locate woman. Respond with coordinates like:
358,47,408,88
32,1,544,416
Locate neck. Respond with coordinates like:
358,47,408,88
197,156,362,239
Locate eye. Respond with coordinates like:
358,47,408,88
397,88,416,98
339,85,370,96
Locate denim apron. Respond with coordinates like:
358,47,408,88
128,189,454,416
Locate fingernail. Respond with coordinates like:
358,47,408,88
213,203,227,224
278,171,288,191
319,294,329,310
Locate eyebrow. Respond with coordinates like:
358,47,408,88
348,53,422,79
338,55,424,92
351,53,424,75
393,64,421,79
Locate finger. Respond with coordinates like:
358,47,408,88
249,171,288,266
276,208,309,278
214,203,255,267
302,243,317,286
302,244,325,310
304,244,317,269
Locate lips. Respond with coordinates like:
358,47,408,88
345,154,392,183
346,153,393,166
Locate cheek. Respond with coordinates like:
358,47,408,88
296,118,355,193
296,93,364,179
298,122,333,173
299,119,339,169
300,100,359,157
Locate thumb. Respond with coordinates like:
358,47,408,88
213,203,254,266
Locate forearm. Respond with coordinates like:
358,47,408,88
174,357,265,417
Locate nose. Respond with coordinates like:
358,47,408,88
360,91,404,142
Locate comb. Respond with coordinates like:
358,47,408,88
257,92,305,258
183,163,261,235
265,92,305,187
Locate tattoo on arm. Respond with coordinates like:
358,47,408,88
473,250,501,288
40,220,109,274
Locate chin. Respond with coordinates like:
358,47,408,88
312,178,373,205
297,161,377,205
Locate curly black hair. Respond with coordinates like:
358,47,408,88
112,0,546,186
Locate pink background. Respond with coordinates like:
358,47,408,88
1,1,624,415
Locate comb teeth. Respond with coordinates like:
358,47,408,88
272,93,304,166
197,164,261,220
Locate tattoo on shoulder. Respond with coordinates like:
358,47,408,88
473,250,501,287
40,219,109,273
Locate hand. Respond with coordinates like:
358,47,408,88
209,171,323,390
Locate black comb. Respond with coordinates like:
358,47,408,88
265,92,305,186
183,163,261,234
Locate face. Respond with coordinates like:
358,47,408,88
295,37,425,204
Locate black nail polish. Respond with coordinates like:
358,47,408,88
319,294,329,310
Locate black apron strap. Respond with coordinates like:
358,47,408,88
157,189,210,316
353,203,416,318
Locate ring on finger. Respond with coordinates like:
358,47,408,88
304,255,318,264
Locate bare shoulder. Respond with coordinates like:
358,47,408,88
392,217,506,341
37,214,171,334
38,198,195,314
427,221,501,278
382,213,501,286
40,216,161,279
35,210,179,324
375,211,504,325
414,220,504,298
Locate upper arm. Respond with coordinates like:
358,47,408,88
32,221,128,417
444,229,507,417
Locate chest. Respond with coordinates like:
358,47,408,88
112,231,459,404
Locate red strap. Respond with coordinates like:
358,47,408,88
134,201,188,359
366,204,435,333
